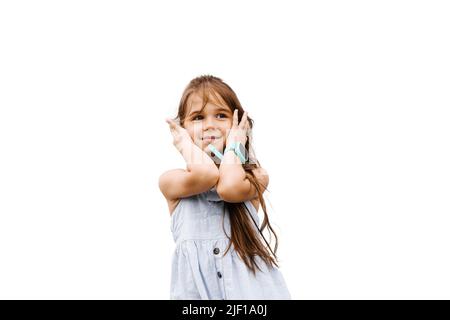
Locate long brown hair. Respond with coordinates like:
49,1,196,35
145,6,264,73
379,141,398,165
173,75,280,275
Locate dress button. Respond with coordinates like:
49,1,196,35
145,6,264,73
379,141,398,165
217,271,222,278
213,247,220,255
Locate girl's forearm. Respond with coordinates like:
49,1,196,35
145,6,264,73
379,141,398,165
178,139,219,175
218,149,246,188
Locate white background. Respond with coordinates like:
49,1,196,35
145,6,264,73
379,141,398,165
0,0,449,299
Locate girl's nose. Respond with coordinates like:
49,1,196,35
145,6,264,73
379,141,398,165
203,117,216,129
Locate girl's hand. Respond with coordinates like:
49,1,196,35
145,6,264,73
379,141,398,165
166,118,193,151
225,110,250,147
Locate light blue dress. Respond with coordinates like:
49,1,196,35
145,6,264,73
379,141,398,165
170,186,291,300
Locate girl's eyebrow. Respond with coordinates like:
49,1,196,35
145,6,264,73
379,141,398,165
189,107,231,116
216,107,232,114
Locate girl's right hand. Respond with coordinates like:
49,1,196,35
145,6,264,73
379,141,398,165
166,118,193,151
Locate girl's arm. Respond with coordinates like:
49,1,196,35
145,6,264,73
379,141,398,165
159,119,219,201
216,148,269,203
216,110,268,202
217,143,247,188
177,135,218,174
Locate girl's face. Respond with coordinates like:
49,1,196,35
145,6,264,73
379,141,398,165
183,93,233,156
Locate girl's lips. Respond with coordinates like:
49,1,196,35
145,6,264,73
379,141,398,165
203,136,220,141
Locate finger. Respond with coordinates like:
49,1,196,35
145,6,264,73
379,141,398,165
166,118,177,131
233,109,238,127
244,120,250,132
239,111,248,129
244,123,249,138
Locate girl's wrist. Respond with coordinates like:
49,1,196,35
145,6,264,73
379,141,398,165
178,139,218,168
223,141,247,165
175,137,194,153
226,139,246,149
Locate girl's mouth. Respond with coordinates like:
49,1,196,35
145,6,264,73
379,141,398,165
203,136,220,141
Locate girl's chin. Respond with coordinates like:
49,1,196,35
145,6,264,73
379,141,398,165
200,141,223,152
201,139,221,146
203,144,223,151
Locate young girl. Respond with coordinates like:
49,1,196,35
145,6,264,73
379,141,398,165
159,75,291,300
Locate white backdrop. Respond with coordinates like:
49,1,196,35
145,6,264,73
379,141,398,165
0,0,449,299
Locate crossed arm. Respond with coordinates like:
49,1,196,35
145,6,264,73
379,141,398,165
159,139,268,203
158,152,268,204
160,114,268,203
215,149,269,203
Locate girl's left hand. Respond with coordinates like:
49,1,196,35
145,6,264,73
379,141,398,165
226,109,250,147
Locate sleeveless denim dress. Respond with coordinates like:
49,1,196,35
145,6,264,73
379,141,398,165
170,186,291,300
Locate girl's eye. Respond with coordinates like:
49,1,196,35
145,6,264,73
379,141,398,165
193,114,227,121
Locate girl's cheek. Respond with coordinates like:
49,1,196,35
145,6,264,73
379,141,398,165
185,127,196,140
